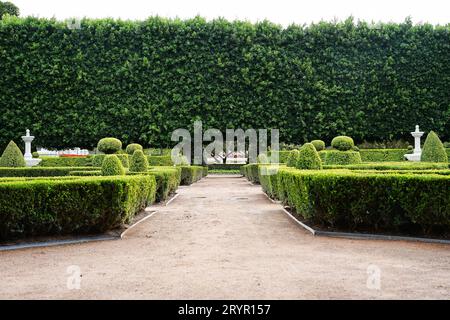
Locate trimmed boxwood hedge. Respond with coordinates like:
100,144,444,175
359,149,408,162
0,175,156,240
323,162,449,171
260,167,450,234
0,166,98,177
38,156,93,167
2,17,449,149
241,164,260,183
180,166,207,185
324,150,362,165
147,156,174,166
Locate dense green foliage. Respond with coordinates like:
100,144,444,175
97,138,122,154
39,156,92,167
359,149,408,162
92,154,129,167
421,131,448,162
0,166,97,177
0,140,25,167
101,155,125,176
331,136,354,151
296,143,322,169
180,165,207,185
126,143,143,155
311,140,325,151
286,150,300,167
323,161,449,170
0,175,156,239
129,150,149,172
256,166,450,235
0,16,449,148
0,1,19,19
324,150,362,165
268,151,291,164
147,155,174,166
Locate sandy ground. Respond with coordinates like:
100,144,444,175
0,175,449,299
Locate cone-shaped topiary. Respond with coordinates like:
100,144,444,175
331,136,354,151
126,143,143,155
97,138,122,154
311,140,325,151
101,155,125,176
129,150,149,172
296,143,322,170
286,149,300,167
0,140,26,167
421,131,448,162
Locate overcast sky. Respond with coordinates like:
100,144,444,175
11,0,450,26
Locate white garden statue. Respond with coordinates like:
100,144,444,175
21,129,42,167
404,125,424,162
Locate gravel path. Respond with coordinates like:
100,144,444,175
0,175,449,299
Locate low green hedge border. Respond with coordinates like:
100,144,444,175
0,175,156,240
323,162,449,171
0,167,98,177
147,156,174,166
259,166,450,235
180,166,207,185
38,156,93,167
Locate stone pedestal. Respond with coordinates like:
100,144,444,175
404,125,424,162
21,129,42,167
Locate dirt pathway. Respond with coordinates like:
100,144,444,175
0,175,449,299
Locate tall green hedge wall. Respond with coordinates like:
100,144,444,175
0,16,449,149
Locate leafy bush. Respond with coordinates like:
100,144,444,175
311,140,325,151
0,167,97,177
180,166,205,185
268,151,291,164
421,131,448,163
126,143,143,155
147,156,174,166
1,17,449,149
0,140,25,167
331,136,354,151
296,143,322,169
274,168,450,235
101,155,125,176
97,138,122,154
93,154,129,168
39,156,92,167
286,150,300,167
241,164,260,183
323,162,448,170
359,149,408,162
129,150,149,172
69,170,102,176
0,175,156,240
324,150,362,165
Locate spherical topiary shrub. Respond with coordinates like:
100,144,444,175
286,150,300,167
324,150,362,165
311,140,325,151
296,143,322,170
331,136,354,151
129,150,149,172
0,141,26,167
101,155,125,176
421,131,448,162
97,138,122,154
126,143,143,155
